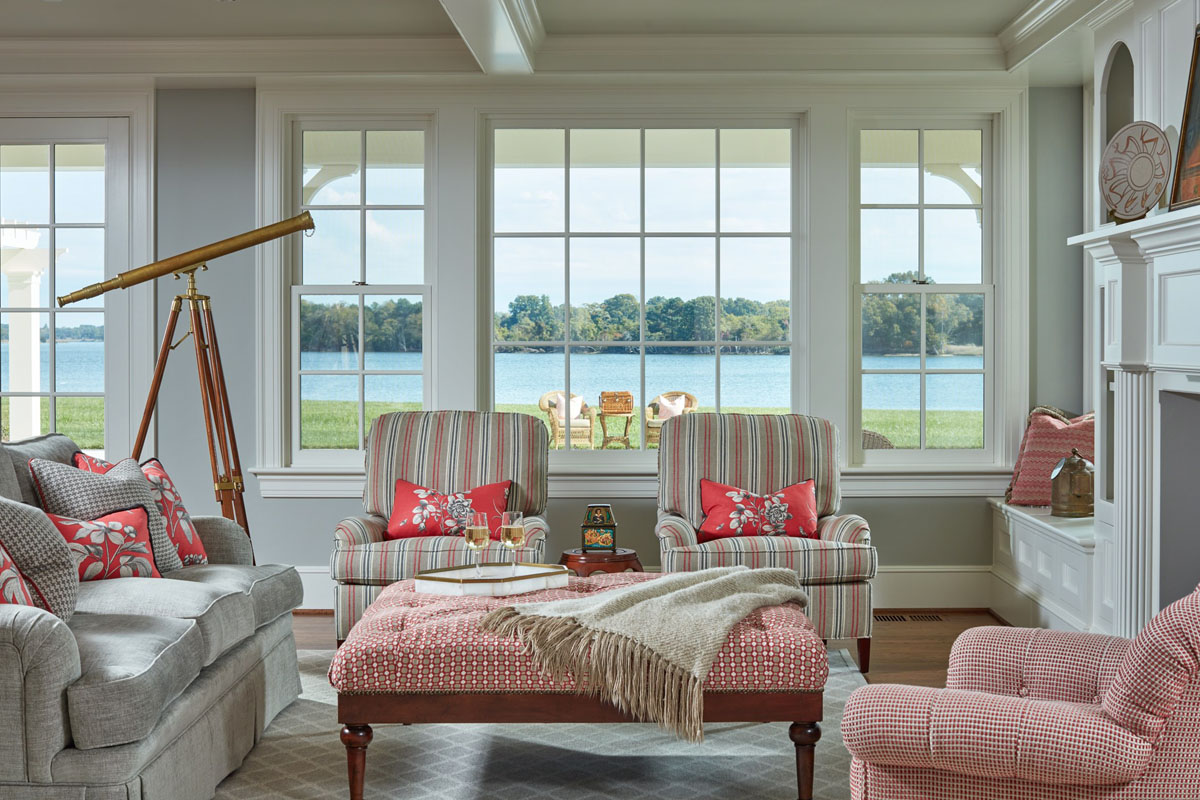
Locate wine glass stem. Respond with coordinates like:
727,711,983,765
475,548,482,578
511,546,518,575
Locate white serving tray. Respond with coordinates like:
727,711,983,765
414,562,570,597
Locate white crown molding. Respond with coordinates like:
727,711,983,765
505,0,546,57
0,36,479,77
998,0,1130,69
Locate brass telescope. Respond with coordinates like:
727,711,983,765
57,211,314,307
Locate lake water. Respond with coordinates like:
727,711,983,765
3,344,984,411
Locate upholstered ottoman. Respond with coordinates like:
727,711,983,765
329,573,828,800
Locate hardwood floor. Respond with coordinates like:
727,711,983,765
291,609,1004,687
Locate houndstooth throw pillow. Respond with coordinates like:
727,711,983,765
30,458,184,574
0,495,79,620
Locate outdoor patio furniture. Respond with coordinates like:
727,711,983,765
538,390,597,449
862,429,895,449
645,391,699,447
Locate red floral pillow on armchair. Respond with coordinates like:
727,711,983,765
73,453,208,566
698,479,819,543
1007,411,1095,506
0,541,36,606
48,506,162,581
385,479,512,540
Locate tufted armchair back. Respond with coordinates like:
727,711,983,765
1103,585,1200,742
657,413,841,528
362,411,549,519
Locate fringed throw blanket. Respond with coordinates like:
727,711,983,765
480,566,809,742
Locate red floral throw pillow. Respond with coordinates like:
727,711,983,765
697,478,819,543
72,453,208,566
386,479,512,540
0,542,36,606
48,506,163,581
1007,411,1095,506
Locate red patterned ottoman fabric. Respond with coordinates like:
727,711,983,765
330,572,828,694
1007,411,1094,506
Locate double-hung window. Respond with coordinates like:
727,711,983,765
854,124,993,463
1,118,127,456
489,122,796,452
290,122,430,466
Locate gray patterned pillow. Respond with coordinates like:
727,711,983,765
0,495,78,620
30,458,184,574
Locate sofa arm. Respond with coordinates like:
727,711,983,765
655,512,698,551
0,604,81,782
817,513,870,545
948,626,1130,703
843,684,1152,787
334,514,389,549
192,515,254,565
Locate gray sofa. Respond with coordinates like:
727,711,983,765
0,434,303,800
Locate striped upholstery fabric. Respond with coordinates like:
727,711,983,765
804,582,872,639
658,413,840,527
846,586,1200,800
363,411,548,519
662,535,876,583
333,525,547,585
817,513,871,545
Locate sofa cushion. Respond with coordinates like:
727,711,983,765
66,613,204,749
1,432,79,507
662,535,878,584
30,457,184,574
74,577,253,665
0,495,79,620
165,564,302,628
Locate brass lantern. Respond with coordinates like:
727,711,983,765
581,504,618,551
1051,448,1095,518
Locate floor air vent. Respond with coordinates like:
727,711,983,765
908,614,944,622
874,614,906,622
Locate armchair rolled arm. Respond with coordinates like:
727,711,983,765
523,514,549,553
948,626,1130,703
655,512,698,551
0,605,81,782
817,513,871,545
334,513,389,548
192,515,254,565
843,684,1152,787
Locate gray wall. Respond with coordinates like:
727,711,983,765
1159,391,1200,608
153,89,1036,602
1029,87,1086,414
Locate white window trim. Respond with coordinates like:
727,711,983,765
848,108,1027,471
0,84,155,457
484,113,806,470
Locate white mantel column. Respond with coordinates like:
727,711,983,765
1112,367,1155,637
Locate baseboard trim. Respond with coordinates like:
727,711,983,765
296,565,334,611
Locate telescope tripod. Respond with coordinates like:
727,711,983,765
132,265,249,535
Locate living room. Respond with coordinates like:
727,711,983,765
1,1,1198,799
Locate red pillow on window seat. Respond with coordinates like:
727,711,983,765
47,506,162,581
72,453,208,566
697,478,819,543
1007,411,1094,506
385,479,512,540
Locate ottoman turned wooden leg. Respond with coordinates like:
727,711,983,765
341,723,373,800
789,721,821,800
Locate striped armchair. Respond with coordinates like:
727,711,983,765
332,411,549,642
654,413,876,671
843,584,1200,800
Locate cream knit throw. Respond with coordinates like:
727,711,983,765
480,566,809,742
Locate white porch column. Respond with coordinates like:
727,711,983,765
1112,367,1155,637
0,227,49,440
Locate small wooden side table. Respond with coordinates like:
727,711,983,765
597,412,634,449
559,547,644,578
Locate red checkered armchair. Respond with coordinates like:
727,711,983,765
843,584,1200,800
653,413,876,671
332,411,549,642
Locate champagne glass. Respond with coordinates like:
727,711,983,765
500,511,525,576
463,512,490,578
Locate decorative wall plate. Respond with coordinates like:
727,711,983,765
1100,121,1172,220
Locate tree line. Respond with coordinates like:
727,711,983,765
298,297,423,354
0,324,104,342
861,272,983,355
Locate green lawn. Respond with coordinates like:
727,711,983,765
1,397,105,449
862,409,983,449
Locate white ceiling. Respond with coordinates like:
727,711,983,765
9,0,1034,39
539,0,1035,37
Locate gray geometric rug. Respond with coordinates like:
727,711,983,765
215,649,864,800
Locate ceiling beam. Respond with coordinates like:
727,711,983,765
437,0,544,75
998,0,1129,70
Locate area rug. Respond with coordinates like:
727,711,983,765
214,649,865,800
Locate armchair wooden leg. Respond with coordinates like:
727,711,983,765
789,721,821,800
856,637,871,673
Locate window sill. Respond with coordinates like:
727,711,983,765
250,465,1012,499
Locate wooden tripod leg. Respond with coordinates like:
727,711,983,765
341,724,373,800
789,722,821,800
187,298,230,517
201,303,249,534
132,298,183,460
